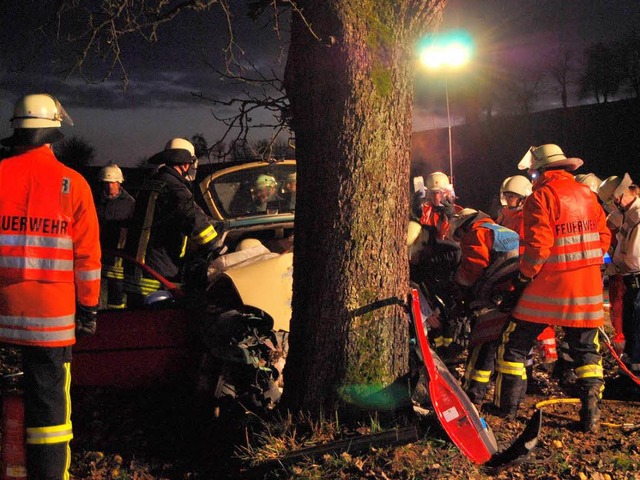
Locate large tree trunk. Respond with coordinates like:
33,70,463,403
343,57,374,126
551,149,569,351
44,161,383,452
281,1,446,415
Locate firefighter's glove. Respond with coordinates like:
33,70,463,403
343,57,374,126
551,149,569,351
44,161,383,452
438,199,456,219
499,274,531,312
206,237,228,259
76,304,98,338
411,191,426,219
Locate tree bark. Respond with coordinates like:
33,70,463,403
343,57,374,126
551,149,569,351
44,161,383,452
281,0,446,416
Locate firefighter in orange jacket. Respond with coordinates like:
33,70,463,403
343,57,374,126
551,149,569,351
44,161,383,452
0,94,101,479
493,144,610,433
448,209,519,406
496,175,531,236
414,171,461,240
412,172,465,360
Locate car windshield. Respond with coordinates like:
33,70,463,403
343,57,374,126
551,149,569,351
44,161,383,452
207,163,297,218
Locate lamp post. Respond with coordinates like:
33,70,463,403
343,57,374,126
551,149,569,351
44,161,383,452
419,31,473,181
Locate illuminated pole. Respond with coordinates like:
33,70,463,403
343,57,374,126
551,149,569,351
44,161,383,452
445,77,452,180
418,31,473,181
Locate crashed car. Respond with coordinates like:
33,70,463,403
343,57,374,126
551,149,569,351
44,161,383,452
72,159,296,414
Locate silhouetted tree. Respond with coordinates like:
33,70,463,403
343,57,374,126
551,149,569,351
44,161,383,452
498,65,544,116
547,47,577,109
619,31,640,98
54,135,96,170
191,133,209,159
580,42,625,103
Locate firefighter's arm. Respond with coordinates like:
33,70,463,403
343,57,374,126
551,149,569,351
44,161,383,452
596,203,612,257
454,228,491,287
73,175,102,308
620,222,640,272
175,186,219,249
520,190,554,279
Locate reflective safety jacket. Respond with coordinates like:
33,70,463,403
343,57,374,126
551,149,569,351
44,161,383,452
497,207,524,237
454,217,519,298
419,203,462,240
514,170,611,327
0,146,101,347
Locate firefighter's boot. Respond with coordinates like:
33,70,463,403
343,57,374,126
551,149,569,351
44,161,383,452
579,388,601,433
493,373,526,419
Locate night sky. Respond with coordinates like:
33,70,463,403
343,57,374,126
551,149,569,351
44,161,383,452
0,0,638,167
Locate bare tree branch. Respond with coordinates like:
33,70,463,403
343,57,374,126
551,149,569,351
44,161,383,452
54,0,224,86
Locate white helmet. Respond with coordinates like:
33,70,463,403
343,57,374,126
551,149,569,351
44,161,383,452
10,93,73,129
1,93,73,147
425,171,451,192
598,174,633,205
99,164,124,183
448,208,479,241
518,144,583,172
500,175,532,206
574,173,603,193
148,137,197,165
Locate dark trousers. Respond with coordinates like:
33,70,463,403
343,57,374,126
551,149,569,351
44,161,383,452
22,346,73,480
463,339,499,404
494,319,603,411
622,284,640,371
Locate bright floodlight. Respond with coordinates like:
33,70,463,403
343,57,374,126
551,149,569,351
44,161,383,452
418,30,474,70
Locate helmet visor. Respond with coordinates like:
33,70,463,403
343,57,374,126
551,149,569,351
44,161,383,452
53,97,74,126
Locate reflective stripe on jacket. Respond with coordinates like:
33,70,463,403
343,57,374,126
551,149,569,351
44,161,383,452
520,173,606,275
514,170,611,328
0,146,101,346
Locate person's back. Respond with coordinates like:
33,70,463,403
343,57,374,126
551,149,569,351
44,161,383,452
0,93,101,480
449,209,519,406
145,164,209,279
493,144,610,433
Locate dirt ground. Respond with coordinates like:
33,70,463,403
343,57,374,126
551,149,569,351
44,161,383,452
1,338,639,480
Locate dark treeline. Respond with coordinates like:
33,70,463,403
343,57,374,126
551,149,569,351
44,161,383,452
412,97,640,215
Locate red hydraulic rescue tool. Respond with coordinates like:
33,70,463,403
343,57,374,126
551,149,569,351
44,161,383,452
408,288,541,468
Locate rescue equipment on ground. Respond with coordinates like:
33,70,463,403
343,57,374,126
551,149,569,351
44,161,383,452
408,289,542,467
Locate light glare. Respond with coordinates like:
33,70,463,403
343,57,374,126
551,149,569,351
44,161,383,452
418,30,474,71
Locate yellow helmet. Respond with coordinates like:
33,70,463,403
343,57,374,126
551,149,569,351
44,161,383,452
500,175,532,205
574,173,603,193
255,174,277,189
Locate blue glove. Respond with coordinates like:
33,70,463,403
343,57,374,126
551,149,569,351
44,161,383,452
76,304,98,338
